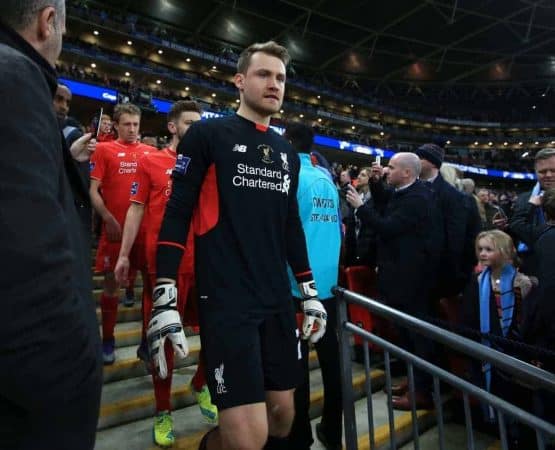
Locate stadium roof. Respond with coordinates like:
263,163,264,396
92,0,555,87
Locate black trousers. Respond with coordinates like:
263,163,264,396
0,372,101,450
289,298,343,449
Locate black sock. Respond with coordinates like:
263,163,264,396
264,435,288,450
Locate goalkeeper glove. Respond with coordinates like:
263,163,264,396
147,283,188,379
298,280,327,343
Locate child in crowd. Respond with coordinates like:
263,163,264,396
462,230,535,448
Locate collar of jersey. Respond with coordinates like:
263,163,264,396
235,113,269,133
116,140,141,148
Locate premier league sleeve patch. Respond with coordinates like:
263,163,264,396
174,154,191,175
89,161,95,172
130,181,139,195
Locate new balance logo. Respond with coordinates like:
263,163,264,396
232,144,247,153
117,152,125,157
165,169,173,175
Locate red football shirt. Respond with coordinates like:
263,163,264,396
90,140,156,234
131,148,194,275
97,132,115,142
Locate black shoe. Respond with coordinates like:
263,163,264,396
315,423,341,450
122,290,135,307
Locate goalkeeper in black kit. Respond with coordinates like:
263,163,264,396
149,41,327,450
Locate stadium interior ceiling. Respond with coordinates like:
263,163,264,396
85,0,555,86
61,0,555,189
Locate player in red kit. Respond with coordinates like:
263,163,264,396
115,101,217,447
90,103,156,365
96,113,115,142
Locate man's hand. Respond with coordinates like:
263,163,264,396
147,283,188,379
345,184,363,208
104,215,122,242
298,280,327,343
114,256,130,286
69,133,97,162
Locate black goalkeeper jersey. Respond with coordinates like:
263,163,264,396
157,114,311,316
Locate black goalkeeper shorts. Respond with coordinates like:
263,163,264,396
199,303,301,411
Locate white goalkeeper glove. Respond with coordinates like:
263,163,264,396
147,283,188,379
298,280,327,343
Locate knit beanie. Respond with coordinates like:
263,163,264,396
414,143,445,168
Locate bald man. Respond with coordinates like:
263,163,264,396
346,153,440,409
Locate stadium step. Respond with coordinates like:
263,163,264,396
93,287,143,303
96,304,142,324
397,421,498,450
102,320,144,348
103,337,201,384
97,363,385,448
93,273,143,290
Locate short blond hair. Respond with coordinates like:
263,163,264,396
113,103,141,123
475,230,516,263
237,41,290,74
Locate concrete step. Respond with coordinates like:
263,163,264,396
102,321,200,350
93,287,143,303
397,421,498,450
96,364,385,447
353,389,437,450
105,321,144,348
104,340,322,385
353,387,495,450
93,273,144,290
96,305,142,324
99,348,343,430
103,336,201,384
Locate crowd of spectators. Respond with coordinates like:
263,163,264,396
56,58,540,174
67,0,555,125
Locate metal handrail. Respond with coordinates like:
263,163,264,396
334,286,555,450
333,286,555,392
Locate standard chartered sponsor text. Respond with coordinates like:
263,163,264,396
233,163,289,194
119,161,137,174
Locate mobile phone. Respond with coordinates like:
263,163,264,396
493,208,507,221
95,107,104,139
375,155,381,165
90,108,104,139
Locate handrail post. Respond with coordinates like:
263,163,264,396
337,288,358,450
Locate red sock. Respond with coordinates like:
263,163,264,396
100,294,119,341
153,339,174,412
126,269,137,295
191,351,207,392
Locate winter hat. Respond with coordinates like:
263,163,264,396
414,143,445,168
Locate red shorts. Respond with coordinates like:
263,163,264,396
94,235,146,273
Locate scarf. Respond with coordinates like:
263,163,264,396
517,182,545,252
478,264,516,419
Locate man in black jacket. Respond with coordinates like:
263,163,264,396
414,143,469,298
346,153,438,409
0,1,102,449
509,147,555,275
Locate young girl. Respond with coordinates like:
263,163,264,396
463,230,534,447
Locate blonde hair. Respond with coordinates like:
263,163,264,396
440,164,459,188
113,103,141,123
358,167,372,177
475,230,516,264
